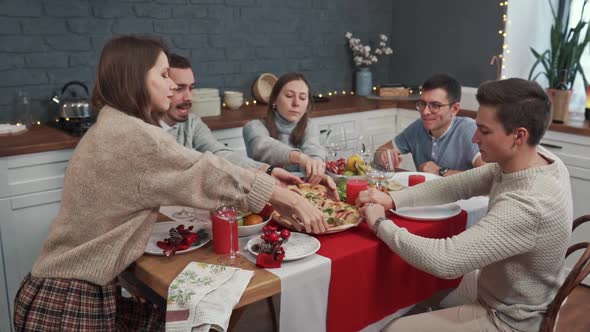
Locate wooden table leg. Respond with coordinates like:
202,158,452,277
267,297,278,332
228,306,247,332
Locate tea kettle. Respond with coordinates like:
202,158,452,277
52,81,93,119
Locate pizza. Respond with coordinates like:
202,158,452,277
273,183,362,233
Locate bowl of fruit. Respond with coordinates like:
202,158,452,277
237,203,273,237
326,156,370,202
326,155,368,182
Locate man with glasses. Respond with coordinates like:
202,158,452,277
160,53,300,183
376,74,484,176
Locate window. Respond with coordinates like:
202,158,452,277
566,0,590,114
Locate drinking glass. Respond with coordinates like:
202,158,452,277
367,148,396,190
324,127,347,161
172,208,196,221
212,184,246,265
356,135,375,166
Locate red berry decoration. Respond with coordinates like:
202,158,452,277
156,224,204,256
280,229,291,239
252,226,290,268
268,232,280,243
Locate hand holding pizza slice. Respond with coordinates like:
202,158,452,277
273,183,362,234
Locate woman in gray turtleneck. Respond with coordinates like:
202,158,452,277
243,72,327,184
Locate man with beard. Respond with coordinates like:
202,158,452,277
160,53,311,185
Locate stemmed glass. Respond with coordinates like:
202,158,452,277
356,135,375,167
368,147,396,190
323,127,347,161
172,208,196,221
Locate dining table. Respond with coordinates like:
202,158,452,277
120,183,489,332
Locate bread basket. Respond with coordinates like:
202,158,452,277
253,73,278,104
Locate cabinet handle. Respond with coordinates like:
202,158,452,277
540,143,563,149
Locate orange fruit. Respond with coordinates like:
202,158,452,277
244,214,264,226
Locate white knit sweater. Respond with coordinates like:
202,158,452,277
379,148,572,331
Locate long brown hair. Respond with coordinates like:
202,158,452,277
91,35,169,125
264,72,314,147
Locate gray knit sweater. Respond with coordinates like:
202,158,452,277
378,148,572,331
165,113,266,169
242,115,326,172
32,106,275,285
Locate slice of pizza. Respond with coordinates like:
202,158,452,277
273,183,362,233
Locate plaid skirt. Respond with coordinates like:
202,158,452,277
13,273,164,332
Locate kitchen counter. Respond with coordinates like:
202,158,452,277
1,95,589,157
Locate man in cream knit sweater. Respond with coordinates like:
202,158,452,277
358,78,572,332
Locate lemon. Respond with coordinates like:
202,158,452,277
346,155,363,172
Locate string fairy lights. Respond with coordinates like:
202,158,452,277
498,1,509,79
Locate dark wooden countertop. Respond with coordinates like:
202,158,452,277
0,125,81,157
1,95,588,157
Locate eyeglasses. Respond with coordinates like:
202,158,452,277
415,100,455,113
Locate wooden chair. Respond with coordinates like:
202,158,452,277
540,215,590,332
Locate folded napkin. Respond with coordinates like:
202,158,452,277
165,262,254,332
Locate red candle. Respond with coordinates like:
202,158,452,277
211,206,238,254
408,174,426,186
346,179,368,205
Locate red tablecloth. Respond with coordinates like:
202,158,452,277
316,210,467,332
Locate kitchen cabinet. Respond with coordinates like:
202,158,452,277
0,149,72,332
540,130,590,285
211,127,248,156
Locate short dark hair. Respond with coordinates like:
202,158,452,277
265,72,313,147
169,53,192,69
422,73,462,103
91,35,169,125
476,78,551,146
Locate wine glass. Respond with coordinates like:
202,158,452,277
172,208,196,221
324,127,347,161
356,135,375,166
367,148,396,190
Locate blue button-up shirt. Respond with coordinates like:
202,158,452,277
394,116,480,171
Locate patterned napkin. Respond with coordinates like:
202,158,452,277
165,262,254,332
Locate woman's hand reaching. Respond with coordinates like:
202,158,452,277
269,186,328,234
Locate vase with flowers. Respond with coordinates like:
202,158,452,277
345,32,393,96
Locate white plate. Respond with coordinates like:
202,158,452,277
392,171,440,187
246,232,321,261
145,221,210,255
390,203,462,221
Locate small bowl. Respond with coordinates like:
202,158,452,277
238,215,271,237
253,73,278,104
224,91,244,110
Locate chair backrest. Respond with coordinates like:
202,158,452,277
540,215,590,332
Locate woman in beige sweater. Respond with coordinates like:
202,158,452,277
13,35,328,331
358,78,572,332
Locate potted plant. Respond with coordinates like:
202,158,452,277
529,0,590,123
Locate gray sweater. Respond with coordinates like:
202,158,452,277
379,147,572,332
242,115,326,171
164,113,266,169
